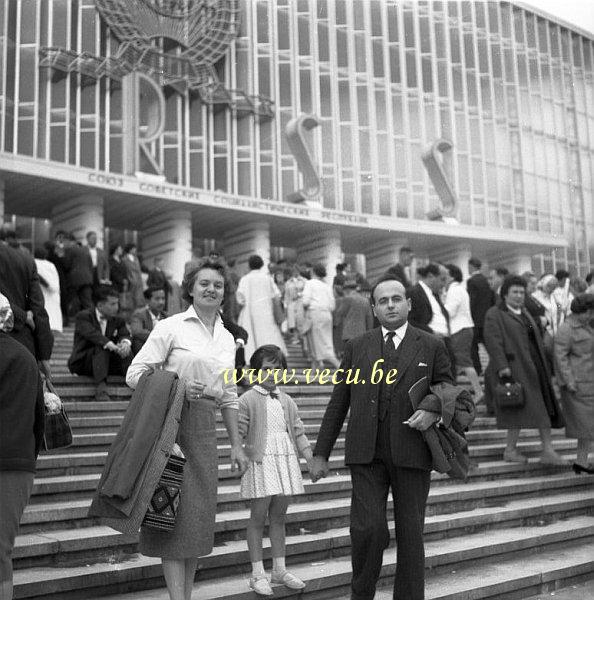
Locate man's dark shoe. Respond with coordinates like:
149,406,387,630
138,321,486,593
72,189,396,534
95,382,110,402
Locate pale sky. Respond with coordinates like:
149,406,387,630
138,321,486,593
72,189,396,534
524,0,594,36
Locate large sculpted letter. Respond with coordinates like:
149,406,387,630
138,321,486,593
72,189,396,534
422,138,458,220
285,113,322,203
122,72,166,176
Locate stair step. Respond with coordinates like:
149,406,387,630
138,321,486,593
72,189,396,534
14,516,594,599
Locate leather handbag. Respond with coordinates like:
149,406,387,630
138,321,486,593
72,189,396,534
495,380,525,409
43,380,73,451
142,453,186,532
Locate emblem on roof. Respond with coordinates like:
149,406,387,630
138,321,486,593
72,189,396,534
39,0,273,118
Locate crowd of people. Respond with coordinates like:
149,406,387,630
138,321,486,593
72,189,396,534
1,220,593,601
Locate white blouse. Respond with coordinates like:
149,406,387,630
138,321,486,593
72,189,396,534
126,306,238,409
302,278,335,312
444,281,474,335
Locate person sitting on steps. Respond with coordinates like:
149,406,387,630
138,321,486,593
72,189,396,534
68,286,132,401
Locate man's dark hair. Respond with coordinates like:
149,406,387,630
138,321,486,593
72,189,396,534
335,262,347,272
109,243,122,256
417,263,441,278
123,242,136,254
250,344,288,371
445,263,463,283
469,257,482,270
86,231,96,239
586,271,593,285
500,275,527,298
400,246,412,255
370,274,407,304
495,266,509,278
93,285,119,304
144,286,165,300
555,269,570,281
313,263,327,278
248,254,264,270
34,247,48,260
570,293,594,314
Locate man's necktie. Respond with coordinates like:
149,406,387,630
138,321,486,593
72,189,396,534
435,293,451,334
385,331,396,348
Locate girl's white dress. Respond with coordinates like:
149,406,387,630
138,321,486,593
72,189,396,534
240,387,305,499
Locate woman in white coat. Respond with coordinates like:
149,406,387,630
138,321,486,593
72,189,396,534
236,254,286,364
34,247,62,332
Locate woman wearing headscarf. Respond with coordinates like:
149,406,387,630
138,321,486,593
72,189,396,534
484,275,564,465
554,294,594,474
532,274,561,336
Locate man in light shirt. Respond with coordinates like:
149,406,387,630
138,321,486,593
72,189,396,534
68,286,132,401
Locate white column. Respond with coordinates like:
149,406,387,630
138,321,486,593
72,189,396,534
51,195,105,246
365,239,409,284
435,244,473,281
222,220,271,276
296,228,343,284
490,252,533,276
141,209,193,284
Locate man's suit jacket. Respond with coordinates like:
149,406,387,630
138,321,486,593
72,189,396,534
130,306,167,354
408,283,434,334
466,273,495,328
109,258,128,292
335,292,374,340
64,244,94,288
68,309,130,370
314,325,454,470
385,263,412,292
0,241,54,360
86,246,110,283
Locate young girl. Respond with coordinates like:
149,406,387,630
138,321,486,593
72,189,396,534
239,344,314,596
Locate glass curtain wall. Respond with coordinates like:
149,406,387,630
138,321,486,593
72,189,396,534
0,1,592,273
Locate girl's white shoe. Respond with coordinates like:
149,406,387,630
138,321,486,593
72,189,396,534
249,576,274,596
271,570,306,590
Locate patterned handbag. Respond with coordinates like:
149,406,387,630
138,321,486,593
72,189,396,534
142,453,186,531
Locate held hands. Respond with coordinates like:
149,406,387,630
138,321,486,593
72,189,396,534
116,342,131,358
407,409,440,432
26,310,35,331
230,445,249,476
498,368,512,379
104,341,119,353
309,455,329,483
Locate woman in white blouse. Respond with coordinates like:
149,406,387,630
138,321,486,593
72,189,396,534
126,258,249,600
302,263,339,369
444,264,484,403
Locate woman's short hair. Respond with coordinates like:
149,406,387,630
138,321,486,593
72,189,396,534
123,243,136,254
248,254,264,270
181,257,228,302
109,243,122,256
570,293,594,314
445,263,463,283
313,263,327,278
34,246,48,260
250,344,288,371
500,274,527,298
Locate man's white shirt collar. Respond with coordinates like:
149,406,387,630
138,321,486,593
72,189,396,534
381,322,408,343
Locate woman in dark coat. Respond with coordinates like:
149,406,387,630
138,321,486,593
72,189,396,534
554,294,594,474
484,275,564,465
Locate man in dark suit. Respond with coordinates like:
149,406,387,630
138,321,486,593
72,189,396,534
0,226,54,374
334,280,374,354
385,246,414,292
85,231,110,286
466,257,495,375
63,237,94,317
68,286,132,401
130,287,167,355
311,276,454,599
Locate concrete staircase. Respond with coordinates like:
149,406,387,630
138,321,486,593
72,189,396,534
13,329,594,599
